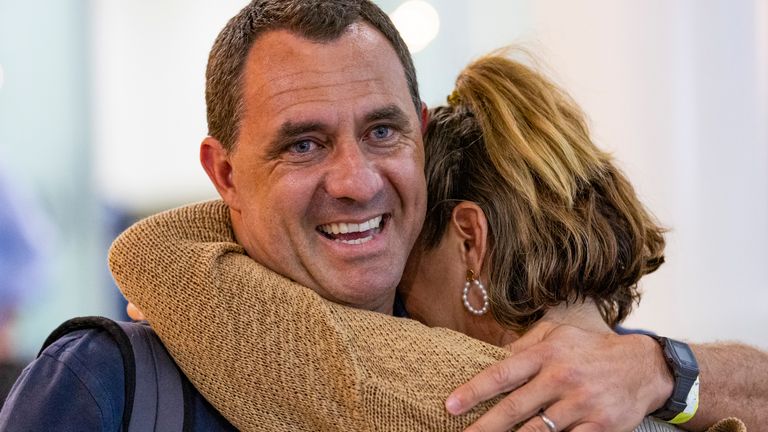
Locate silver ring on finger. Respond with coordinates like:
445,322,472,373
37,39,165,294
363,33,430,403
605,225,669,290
538,411,557,432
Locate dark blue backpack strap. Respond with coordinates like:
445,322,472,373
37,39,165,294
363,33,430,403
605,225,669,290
115,320,190,432
40,316,192,432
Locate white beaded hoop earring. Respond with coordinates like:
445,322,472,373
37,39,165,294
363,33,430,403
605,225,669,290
462,269,489,316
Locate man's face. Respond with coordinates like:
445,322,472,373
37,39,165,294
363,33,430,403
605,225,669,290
217,23,426,313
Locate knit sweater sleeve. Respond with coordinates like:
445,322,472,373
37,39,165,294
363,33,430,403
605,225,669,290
108,201,745,432
109,200,508,431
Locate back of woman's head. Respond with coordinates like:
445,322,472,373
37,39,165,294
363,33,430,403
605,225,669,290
421,51,665,330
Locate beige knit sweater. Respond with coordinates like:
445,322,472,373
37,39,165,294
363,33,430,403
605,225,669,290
108,200,745,432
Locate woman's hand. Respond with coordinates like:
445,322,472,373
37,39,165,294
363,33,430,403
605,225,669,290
126,302,146,321
445,320,674,431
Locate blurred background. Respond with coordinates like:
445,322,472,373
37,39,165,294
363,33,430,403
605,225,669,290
1,0,766,398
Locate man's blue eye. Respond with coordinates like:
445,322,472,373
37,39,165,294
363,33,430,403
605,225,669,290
291,140,315,153
371,126,393,140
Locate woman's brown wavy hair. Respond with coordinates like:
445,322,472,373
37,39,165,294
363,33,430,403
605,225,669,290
420,51,666,331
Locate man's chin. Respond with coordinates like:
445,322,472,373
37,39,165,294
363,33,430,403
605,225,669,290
317,275,398,314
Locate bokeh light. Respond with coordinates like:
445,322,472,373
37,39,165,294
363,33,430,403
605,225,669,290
389,0,440,53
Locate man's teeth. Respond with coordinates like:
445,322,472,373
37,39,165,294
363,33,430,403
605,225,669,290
320,215,383,236
342,235,373,245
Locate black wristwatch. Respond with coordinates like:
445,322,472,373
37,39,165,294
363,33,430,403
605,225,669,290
649,336,700,422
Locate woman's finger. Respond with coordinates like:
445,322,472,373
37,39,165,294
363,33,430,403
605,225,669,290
446,350,541,415
126,302,146,321
459,373,559,432
513,399,586,432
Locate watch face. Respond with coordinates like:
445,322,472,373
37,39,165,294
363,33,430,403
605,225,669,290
669,340,699,373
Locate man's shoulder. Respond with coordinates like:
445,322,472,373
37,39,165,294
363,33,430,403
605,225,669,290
43,324,124,366
1,320,237,431
40,323,128,403
0,325,126,431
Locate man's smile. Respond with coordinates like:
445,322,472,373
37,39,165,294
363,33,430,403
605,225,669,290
317,214,388,245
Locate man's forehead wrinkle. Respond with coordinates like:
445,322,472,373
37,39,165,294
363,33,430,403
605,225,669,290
246,49,385,93
242,75,385,121
265,76,384,102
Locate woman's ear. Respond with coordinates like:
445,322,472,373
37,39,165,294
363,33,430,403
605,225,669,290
449,202,489,274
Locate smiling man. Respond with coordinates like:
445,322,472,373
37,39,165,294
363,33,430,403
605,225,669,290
0,2,431,430
201,24,427,314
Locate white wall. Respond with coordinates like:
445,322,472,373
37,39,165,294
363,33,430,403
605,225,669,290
1,0,106,357
91,0,245,212
91,1,768,348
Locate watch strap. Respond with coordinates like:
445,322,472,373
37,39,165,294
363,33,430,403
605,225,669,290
668,376,700,424
649,336,700,423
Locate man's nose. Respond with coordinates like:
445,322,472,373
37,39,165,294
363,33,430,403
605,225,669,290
324,141,384,203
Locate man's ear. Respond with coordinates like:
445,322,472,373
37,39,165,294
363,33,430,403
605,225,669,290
200,136,240,211
420,101,429,134
450,201,489,274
